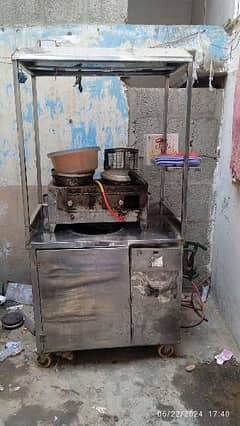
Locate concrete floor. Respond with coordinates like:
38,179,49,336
0,297,239,426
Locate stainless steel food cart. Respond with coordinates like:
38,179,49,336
12,47,193,365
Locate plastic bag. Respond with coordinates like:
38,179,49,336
0,341,23,362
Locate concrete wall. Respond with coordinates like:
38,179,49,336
0,24,227,283
0,0,128,26
206,0,236,25
128,0,193,24
192,0,206,25
128,88,223,271
205,0,240,346
212,46,240,346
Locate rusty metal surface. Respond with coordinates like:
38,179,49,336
130,247,182,345
30,223,183,353
47,172,148,229
36,247,130,352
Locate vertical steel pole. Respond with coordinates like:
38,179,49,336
32,76,42,203
160,75,170,213
181,62,193,237
163,75,170,152
12,60,30,245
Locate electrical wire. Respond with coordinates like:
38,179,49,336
94,180,125,222
181,279,208,329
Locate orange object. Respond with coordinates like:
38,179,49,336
47,147,100,174
94,180,125,222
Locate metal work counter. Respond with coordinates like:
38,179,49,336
31,219,182,250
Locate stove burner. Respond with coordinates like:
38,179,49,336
52,169,94,187
101,169,131,183
47,171,149,231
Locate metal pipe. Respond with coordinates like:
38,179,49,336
30,203,42,226
12,60,30,245
160,75,170,213
163,75,170,153
32,76,42,203
181,62,193,237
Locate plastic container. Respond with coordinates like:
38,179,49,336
47,147,100,174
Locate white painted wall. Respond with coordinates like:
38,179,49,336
211,0,240,346
212,44,240,346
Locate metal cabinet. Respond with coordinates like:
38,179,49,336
130,247,182,345
34,244,182,353
36,248,130,352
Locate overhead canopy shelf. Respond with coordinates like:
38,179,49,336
12,47,193,77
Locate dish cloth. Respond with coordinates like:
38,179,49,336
154,152,202,168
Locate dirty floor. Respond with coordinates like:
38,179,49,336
0,297,240,426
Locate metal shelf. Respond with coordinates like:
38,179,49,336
12,47,192,77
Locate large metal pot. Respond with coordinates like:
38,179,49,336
47,147,100,174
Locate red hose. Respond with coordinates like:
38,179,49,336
181,280,207,328
94,180,125,222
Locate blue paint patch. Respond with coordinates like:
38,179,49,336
23,85,32,95
0,139,18,167
22,103,33,123
45,97,64,120
105,127,113,148
5,83,12,95
37,102,43,116
109,78,128,120
82,77,109,100
82,76,128,121
70,120,96,149
24,131,32,162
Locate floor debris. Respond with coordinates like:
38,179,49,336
0,299,239,425
185,364,196,372
5,282,32,305
8,384,21,392
0,341,23,362
0,295,6,305
215,349,234,365
94,406,107,414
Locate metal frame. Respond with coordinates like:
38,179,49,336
12,47,193,246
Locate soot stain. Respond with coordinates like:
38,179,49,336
5,400,82,426
173,360,240,425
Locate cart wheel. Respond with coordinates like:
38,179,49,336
36,353,53,368
157,344,175,358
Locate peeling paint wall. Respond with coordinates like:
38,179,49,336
0,24,227,282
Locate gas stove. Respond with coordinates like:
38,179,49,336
47,170,148,232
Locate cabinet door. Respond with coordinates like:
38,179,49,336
37,248,130,352
130,247,182,345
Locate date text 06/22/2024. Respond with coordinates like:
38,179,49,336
156,410,230,419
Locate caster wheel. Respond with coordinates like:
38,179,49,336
36,353,53,368
158,344,175,358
